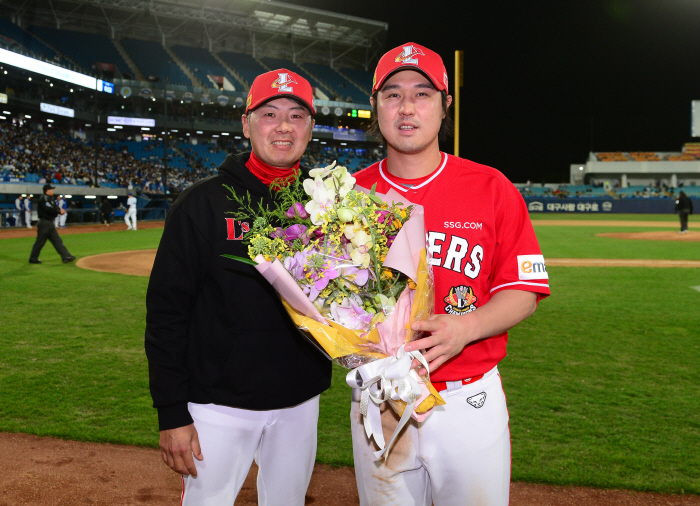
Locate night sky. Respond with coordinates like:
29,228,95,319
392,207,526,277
287,0,700,183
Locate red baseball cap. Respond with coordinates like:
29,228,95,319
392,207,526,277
245,69,315,115
372,42,448,94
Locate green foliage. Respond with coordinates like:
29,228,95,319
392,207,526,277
1,224,700,493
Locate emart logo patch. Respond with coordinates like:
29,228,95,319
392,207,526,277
517,255,548,280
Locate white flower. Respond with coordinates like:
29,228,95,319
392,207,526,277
304,180,336,225
309,160,337,178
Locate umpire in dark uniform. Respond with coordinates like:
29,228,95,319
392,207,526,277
675,191,694,234
28,184,76,264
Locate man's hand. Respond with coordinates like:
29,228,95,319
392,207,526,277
159,424,203,477
406,314,480,375
60,209,66,215
405,290,538,375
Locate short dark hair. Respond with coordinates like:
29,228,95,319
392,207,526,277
367,89,453,143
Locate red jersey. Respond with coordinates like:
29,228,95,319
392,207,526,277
354,153,550,381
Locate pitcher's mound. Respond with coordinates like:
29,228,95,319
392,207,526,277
76,249,157,276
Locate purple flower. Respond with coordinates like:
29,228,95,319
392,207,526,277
386,234,397,248
375,210,390,223
283,224,309,244
285,203,310,219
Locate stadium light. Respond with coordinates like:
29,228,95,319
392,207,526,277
107,196,118,199
172,129,178,132
234,135,241,139
321,141,327,144
3,111,9,114
114,125,123,129
70,89,73,92
25,115,31,118
28,77,32,81
85,124,92,127
222,132,229,135
212,134,219,137
0,116,5,120
313,138,319,141
107,128,116,131
196,131,203,134
46,119,54,123
85,195,96,199
141,127,150,131
341,142,347,146
64,195,72,198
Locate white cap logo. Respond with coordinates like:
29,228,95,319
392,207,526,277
395,45,424,65
272,73,297,93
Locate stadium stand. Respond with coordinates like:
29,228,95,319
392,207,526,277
302,63,368,103
258,57,331,97
171,45,237,90
120,39,192,86
0,17,58,63
218,52,268,89
595,152,631,162
336,67,373,96
30,25,129,75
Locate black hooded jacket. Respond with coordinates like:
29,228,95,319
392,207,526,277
145,152,332,431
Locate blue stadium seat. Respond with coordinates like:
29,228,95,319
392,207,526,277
218,52,268,89
0,18,58,61
259,57,331,97
171,45,239,90
121,39,191,86
30,26,129,75
302,63,368,104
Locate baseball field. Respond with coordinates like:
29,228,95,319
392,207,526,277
1,214,699,502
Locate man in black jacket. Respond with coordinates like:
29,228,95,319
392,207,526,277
145,69,331,506
28,184,75,264
675,190,693,234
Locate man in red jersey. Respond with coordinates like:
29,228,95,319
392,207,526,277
351,43,550,506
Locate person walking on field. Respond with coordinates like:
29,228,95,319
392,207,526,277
55,195,68,228
14,195,24,227
28,184,75,264
675,190,693,234
124,192,137,230
145,69,331,506
350,43,550,506
24,194,32,229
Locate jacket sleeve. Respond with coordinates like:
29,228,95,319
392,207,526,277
145,203,212,431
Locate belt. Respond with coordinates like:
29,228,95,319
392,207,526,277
432,374,484,393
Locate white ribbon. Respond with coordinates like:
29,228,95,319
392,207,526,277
346,345,430,459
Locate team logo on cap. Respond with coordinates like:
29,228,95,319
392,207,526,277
272,73,297,93
246,92,252,109
443,72,449,87
395,45,424,65
443,285,477,315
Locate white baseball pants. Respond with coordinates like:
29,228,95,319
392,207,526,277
124,208,137,229
181,397,319,506
351,367,511,506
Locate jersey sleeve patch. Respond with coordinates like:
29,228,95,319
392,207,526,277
517,255,548,280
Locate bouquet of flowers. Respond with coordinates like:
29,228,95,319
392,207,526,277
224,162,444,458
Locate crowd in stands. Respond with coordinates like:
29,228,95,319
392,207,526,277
519,182,699,200
0,121,217,194
0,120,386,194
595,144,700,162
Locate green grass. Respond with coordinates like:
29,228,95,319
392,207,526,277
533,225,700,260
1,224,700,493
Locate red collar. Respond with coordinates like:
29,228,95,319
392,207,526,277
246,150,300,187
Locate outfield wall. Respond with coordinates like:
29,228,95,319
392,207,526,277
523,197,696,214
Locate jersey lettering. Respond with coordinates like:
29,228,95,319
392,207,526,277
443,236,469,273
427,231,446,267
464,244,483,279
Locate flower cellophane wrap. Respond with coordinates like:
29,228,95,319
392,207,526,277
223,163,444,458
